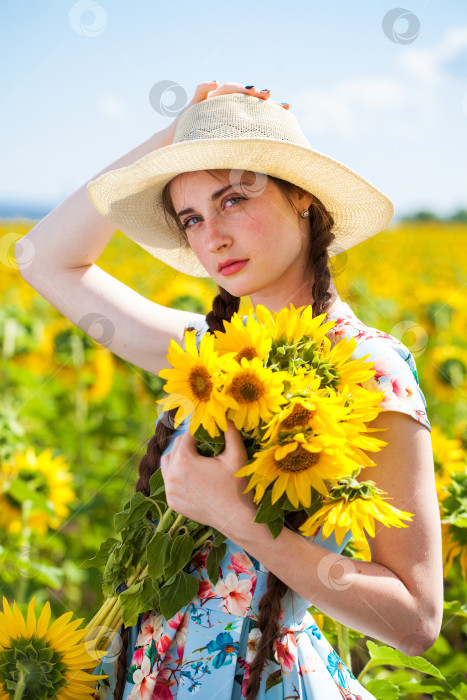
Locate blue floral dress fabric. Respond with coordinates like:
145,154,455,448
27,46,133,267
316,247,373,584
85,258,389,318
92,299,431,699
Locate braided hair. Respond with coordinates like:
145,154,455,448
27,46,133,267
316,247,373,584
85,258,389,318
113,170,336,700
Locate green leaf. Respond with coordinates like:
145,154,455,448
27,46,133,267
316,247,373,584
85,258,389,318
267,517,284,539
159,571,199,620
443,599,467,619
80,538,120,569
114,492,151,533
254,488,285,523
7,479,56,515
212,529,227,548
206,542,226,585
147,531,172,581
365,640,445,678
120,579,145,626
12,556,64,589
149,469,166,498
164,534,195,580
265,669,283,693
365,679,400,699
398,674,467,700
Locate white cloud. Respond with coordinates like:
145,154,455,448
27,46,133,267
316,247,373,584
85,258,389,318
296,78,407,137
96,93,129,121
397,24,467,84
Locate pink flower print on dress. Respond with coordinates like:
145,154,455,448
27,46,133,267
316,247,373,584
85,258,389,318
197,579,215,600
132,645,145,667
129,655,157,700
152,666,177,700
156,632,172,656
192,545,210,571
369,356,392,381
214,572,254,616
167,609,189,659
227,551,255,574
136,611,164,647
274,631,298,673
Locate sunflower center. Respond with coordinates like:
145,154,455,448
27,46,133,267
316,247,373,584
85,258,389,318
189,366,213,401
275,445,319,473
235,346,258,362
228,374,265,403
280,404,315,430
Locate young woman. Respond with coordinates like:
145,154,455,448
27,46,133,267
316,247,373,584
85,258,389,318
17,82,443,700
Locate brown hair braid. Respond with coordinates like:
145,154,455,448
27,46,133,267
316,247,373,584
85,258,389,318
112,170,335,700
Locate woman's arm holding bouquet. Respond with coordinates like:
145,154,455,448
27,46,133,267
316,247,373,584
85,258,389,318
163,411,443,656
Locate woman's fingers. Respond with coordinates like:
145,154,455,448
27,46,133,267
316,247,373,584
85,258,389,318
189,82,290,109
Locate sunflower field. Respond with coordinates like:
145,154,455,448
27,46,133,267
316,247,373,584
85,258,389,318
1,219,467,698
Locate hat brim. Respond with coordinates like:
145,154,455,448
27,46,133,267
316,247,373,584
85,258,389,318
87,137,394,277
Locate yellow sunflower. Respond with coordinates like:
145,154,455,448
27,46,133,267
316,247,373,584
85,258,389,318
235,431,373,508
213,310,272,363
158,329,238,437
319,334,378,390
430,424,467,501
299,493,414,544
260,393,351,445
222,357,288,432
425,344,467,402
0,448,75,535
255,303,335,345
441,522,467,581
0,595,107,700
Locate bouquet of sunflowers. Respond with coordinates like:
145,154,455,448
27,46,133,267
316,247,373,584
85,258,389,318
80,304,413,655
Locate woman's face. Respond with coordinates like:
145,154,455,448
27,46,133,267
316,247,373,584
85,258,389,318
168,169,316,310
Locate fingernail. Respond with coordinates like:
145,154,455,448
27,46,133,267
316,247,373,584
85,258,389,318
281,102,290,106
245,85,255,89
260,88,270,92
209,80,217,84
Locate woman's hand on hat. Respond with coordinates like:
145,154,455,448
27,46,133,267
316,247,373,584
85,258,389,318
167,81,290,141
159,420,258,539
193,81,290,109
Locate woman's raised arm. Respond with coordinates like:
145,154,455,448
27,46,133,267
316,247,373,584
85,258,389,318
15,82,286,375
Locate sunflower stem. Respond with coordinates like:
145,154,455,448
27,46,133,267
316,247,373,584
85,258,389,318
168,513,186,537
13,665,26,700
155,507,175,533
193,528,213,549
335,620,352,671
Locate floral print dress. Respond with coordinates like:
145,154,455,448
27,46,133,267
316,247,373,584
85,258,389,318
92,298,431,699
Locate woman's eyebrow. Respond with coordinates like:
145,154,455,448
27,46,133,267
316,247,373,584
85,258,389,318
176,183,242,218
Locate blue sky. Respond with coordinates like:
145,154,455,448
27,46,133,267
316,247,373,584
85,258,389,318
1,0,467,218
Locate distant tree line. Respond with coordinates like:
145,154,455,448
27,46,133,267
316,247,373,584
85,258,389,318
400,209,467,223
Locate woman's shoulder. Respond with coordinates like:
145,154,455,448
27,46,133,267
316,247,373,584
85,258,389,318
328,299,431,432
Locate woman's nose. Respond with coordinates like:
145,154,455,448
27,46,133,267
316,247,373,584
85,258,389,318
204,213,232,252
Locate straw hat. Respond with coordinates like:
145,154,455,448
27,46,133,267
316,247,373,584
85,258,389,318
87,93,394,277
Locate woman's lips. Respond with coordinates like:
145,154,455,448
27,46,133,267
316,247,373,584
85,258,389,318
219,260,249,276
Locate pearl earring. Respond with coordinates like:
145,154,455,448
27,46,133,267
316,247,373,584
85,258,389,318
301,210,309,218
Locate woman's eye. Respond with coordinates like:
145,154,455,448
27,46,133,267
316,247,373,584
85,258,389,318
181,196,245,231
